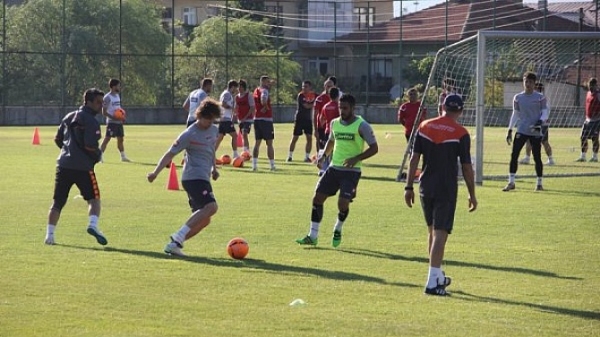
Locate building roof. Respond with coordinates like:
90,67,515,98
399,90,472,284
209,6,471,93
337,0,597,44
525,1,599,27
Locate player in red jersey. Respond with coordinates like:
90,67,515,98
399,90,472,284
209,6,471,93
252,75,276,171
398,88,427,142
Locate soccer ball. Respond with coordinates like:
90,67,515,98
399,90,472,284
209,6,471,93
112,108,126,121
220,154,232,165
241,151,251,161
232,156,244,168
227,237,249,260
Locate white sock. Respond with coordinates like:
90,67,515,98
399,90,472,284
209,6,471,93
269,159,276,168
120,151,127,158
593,153,598,159
88,215,99,229
580,152,586,159
46,224,56,237
252,157,258,168
523,155,530,160
305,152,311,160
334,219,344,232
426,266,443,288
244,147,249,152
233,150,239,158
509,173,516,184
308,222,320,240
537,177,543,185
288,151,293,158
174,225,190,243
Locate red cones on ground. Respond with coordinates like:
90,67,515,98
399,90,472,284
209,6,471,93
32,127,40,145
167,161,180,191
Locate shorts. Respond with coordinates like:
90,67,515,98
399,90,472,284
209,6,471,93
420,196,457,234
254,119,274,141
218,120,236,135
105,123,124,138
316,167,361,201
53,167,100,202
581,120,600,139
540,125,549,142
182,179,216,212
239,121,253,134
293,119,313,136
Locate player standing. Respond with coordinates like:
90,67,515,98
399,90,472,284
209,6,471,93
100,78,131,162
216,80,240,158
519,82,554,165
252,75,276,171
503,72,548,192
235,79,255,153
575,78,600,162
46,88,107,246
404,94,477,296
296,94,378,247
287,80,315,162
183,78,213,127
398,87,427,142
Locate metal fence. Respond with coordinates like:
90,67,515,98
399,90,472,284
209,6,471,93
1,0,598,112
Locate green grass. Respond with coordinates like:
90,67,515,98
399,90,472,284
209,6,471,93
0,124,599,337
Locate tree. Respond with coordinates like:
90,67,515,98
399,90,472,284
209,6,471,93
174,16,301,105
4,0,170,106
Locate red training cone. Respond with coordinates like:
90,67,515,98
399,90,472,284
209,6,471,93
32,127,40,145
167,162,180,191
236,131,244,147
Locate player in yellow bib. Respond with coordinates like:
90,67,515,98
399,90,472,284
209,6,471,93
296,94,378,247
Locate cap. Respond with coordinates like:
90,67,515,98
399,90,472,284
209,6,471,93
444,94,464,111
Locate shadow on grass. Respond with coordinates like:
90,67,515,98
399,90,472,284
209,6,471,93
337,248,582,280
58,244,416,287
451,290,600,321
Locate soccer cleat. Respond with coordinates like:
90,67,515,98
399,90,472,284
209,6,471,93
295,235,318,246
332,230,342,248
535,185,544,191
575,157,586,162
44,236,55,245
286,157,292,162
518,157,530,164
439,272,452,288
589,157,598,162
303,157,312,163
424,285,450,296
546,158,555,166
270,166,277,172
121,157,131,162
87,227,108,246
164,242,186,257
502,183,515,192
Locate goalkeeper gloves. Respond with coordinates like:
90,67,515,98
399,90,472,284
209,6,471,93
530,120,543,134
506,129,513,145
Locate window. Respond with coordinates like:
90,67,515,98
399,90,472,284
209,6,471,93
354,7,374,29
182,7,197,26
308,57,329,76
265,5,284,26
162,7,172,20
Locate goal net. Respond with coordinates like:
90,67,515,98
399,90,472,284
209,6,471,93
398,31,600,184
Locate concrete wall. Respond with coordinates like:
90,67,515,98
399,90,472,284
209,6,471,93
0,104,585,127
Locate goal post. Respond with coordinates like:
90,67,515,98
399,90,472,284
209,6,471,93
397,31,600,184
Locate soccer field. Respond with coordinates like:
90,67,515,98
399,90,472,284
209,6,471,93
0,124,599,337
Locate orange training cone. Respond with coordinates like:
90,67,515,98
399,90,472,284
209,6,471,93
32,127,40,145
167,161,180,191
236,131,244,147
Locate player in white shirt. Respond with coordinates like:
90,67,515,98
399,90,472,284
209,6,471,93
100,78,130,162
216,80,240,158
183,78,213,127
